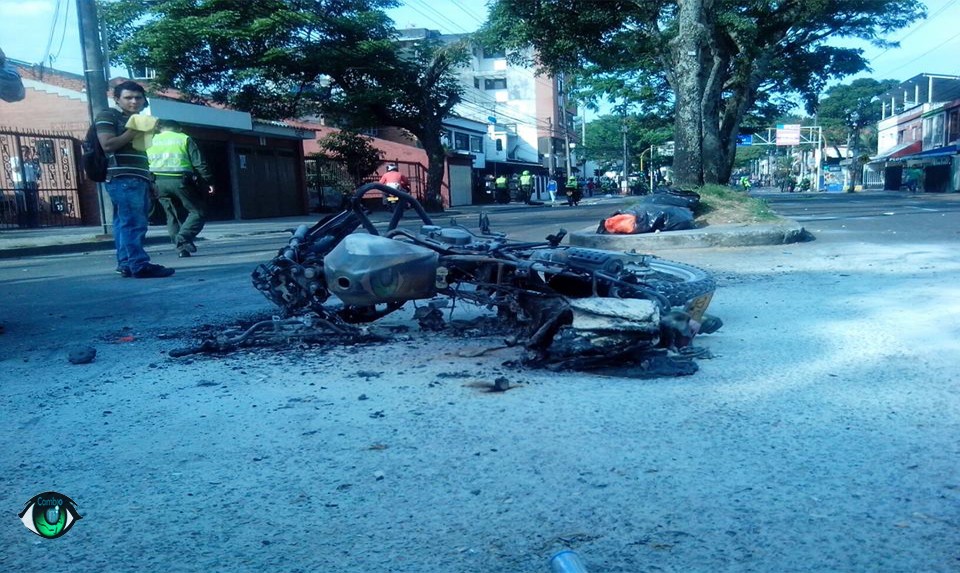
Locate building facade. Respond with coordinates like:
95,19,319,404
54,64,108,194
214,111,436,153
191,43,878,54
868,74,960,192
0,61,312,229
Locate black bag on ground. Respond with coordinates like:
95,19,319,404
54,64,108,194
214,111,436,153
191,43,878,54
81,124,108,182
641,188,701,209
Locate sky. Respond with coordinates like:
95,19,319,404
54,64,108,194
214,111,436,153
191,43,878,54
1,0,958,87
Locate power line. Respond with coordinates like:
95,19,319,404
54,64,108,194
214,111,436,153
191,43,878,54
883,28,960,76
399,0,473,34
867,0,960,63
409,0,480,31
41,0,66,66
449,1,488,27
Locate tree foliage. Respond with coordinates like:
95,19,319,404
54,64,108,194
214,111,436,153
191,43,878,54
485,0,926,187
315,130,384,186
817,78,899,151
585,113,672,173
102,0,467,211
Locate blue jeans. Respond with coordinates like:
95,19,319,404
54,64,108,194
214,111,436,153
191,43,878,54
106,176,152,272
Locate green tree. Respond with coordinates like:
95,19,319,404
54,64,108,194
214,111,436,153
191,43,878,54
102,0,466,211
584,112,672,174
316,130,384,186
484,0,925,187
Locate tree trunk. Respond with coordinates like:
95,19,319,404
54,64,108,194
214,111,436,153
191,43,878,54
717,52,773,185
418,129,447,212
669,0,713,187
700,30,727,184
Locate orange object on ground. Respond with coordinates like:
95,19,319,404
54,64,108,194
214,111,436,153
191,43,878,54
604,213,637,234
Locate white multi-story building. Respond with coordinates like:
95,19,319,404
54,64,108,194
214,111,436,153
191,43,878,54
398,28,578,179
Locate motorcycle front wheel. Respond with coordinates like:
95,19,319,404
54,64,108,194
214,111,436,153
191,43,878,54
622,258,716,308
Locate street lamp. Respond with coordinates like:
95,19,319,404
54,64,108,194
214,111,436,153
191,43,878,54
639,145,655,191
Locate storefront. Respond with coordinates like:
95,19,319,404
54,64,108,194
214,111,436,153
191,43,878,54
891,145,958,193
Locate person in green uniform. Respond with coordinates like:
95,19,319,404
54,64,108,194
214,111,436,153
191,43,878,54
519,170,534,204
494,174,509,204
565,175,580,206
147,120,215,258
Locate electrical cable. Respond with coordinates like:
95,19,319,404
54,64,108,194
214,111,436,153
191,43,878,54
408,0,479,33
866,0,959,63
398,0,470,34
51,0,72,62
882,28,960,76
40,0,64,67
450,1,488,25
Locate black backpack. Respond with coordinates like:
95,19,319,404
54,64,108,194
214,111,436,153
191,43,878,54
81,124,108,182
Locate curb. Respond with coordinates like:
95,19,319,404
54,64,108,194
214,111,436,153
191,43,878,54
569,221,811,250
0,235,170,259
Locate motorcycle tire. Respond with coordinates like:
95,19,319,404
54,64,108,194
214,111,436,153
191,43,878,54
637,258,716,307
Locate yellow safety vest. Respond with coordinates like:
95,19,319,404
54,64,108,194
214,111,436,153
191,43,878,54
520,174,533,186
148,131,192,174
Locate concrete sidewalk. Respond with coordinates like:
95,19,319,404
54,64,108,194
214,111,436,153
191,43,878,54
0,216,320,259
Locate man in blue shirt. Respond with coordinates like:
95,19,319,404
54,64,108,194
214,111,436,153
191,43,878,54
0,47,25,103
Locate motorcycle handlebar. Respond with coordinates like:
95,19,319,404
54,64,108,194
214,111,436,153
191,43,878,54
351,183,434,234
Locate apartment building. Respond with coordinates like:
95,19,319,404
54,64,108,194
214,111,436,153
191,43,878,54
397,29,577,183
867,73,960,192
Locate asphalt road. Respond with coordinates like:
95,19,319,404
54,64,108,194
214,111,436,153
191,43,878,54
756,189,960,244
0,191,957,572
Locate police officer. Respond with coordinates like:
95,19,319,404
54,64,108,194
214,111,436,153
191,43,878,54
147,120,215,257
565,174,581,206
494,173,509,204
519,170,534,204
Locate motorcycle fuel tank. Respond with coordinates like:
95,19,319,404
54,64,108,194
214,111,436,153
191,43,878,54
324,233,439,306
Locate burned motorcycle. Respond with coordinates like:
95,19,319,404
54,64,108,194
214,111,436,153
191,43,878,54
241,184,719,370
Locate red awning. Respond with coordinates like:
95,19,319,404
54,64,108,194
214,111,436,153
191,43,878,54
869,140,922,163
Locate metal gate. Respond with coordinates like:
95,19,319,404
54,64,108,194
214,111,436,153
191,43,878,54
0,130,83,229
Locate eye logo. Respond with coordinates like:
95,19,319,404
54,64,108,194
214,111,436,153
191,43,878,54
18,492,82,539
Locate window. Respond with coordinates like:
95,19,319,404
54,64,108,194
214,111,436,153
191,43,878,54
932,113,945,147
484,78,507,90
454,132,470,151
483,47,506,59
128,65,156,79
948,109,960,143
469,135,483,153
922,117,933,148
473,78,480,89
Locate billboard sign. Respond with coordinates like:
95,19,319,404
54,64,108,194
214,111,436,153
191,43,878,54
776,124,801,146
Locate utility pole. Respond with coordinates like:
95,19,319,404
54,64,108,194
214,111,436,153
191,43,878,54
545,117,554,179
76,0,111,234
621,110,629,195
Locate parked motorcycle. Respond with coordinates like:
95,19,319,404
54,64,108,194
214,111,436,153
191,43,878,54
247,183,719,368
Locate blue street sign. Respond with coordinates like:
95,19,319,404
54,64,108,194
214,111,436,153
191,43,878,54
736,134,753,146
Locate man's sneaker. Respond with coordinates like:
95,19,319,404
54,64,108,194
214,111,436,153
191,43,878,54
177,240,198,253
131,263,175,278
115,267,131,278
177,250,191,258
